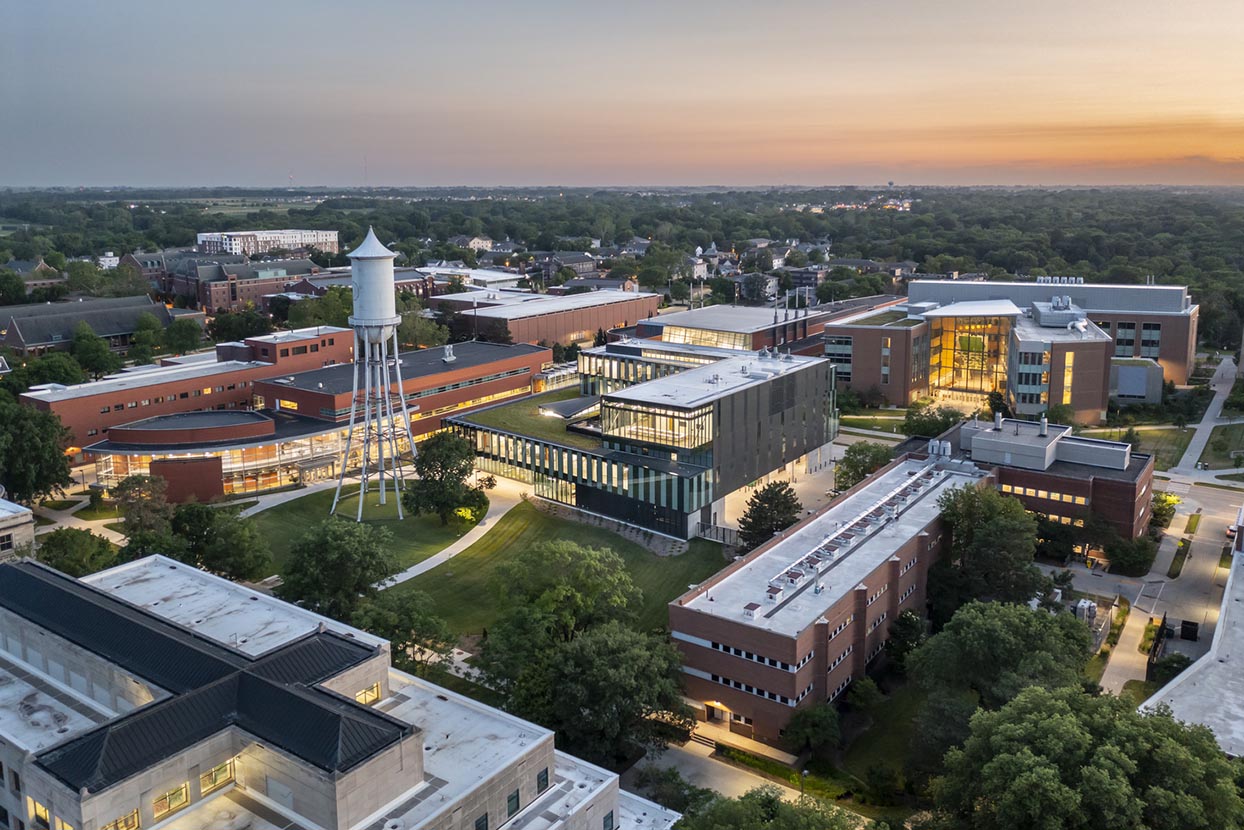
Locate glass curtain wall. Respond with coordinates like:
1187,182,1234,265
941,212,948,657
599,402,713,449
928,316,1012,395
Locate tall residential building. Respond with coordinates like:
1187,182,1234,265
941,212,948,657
197,230,340,256
0,555,678,830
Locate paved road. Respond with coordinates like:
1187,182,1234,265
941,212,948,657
623,742,801,800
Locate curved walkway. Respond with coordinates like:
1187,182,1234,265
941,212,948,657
382,477,526,587
32,497,126,545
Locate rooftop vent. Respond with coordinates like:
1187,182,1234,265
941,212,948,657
442,344,456,363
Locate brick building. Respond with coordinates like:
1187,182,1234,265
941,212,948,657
84,342,551,499
438,289,661,345
0,296,175,356
21,327,352,458
670,454,988,742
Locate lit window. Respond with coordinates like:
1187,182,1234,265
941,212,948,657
153,784,188,820
27,800,48,830
199,760,234,795
54,819,73,830
100,811,139,830
1074,496,1087,505
355,683,381,705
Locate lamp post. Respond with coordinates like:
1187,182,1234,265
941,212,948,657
800,769,808,799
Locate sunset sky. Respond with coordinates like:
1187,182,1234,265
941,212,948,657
4,0,1243,187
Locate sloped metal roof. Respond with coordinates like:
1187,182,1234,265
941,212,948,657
0,562,413,792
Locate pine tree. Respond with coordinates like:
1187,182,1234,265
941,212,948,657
737,481,802,550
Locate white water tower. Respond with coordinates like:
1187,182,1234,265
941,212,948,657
331,227,418,520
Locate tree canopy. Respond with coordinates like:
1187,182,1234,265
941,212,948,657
169,501,272,580
35,528,116,576
931,686,1244,830
402,432,491,525
0,400,72,503
835,441,893,490
352,589,454,676
277,518,397,619
738,481,803,549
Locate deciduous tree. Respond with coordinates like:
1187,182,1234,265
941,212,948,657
170,502,272,580
71,321,122,378
676,786,855,830
278,518,397,619
35,528,116,576
783,702,840,759
402,432,491,525
0,401,72,504
353,590,454,675
835,441,892,490
932,686,1244,830
163,318,202,354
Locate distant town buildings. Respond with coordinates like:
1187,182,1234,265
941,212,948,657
196,229,339,256
0,555,677,830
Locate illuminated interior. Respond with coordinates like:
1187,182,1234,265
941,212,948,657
928,315,1012,396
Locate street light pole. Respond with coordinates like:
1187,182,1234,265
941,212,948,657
800,769,808,800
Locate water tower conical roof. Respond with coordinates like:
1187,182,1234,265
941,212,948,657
348,226,396,260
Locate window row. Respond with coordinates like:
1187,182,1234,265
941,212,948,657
869,611,889,632
829,645,854,672
866,584,888,606
95,382,252,413
1000,483,1087,504
827,614,854,641
899,556,918,576
708,672,796,706
708,640,803,672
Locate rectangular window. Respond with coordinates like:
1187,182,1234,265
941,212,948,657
1061,351,1074,405
292,346,308,355
0,806,9,829
507,791,519,818
0,535,12,553
28,800,48,830
54,820,72,830
153,784,189,820
199,760,234,795
99,811,138,830
279,348,290,358
355,683,381,705
536,768,549,793
474,815,488,830
10,770,20,794
603,811,615,830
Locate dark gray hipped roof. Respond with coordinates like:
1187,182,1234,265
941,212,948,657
1,296,172,347
0,562,413,792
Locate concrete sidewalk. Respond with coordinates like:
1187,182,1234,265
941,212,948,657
1100,606,1153,694
1171,356,1236,474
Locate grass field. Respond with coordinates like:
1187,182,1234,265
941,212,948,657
841,682,927,783
839,416,906,433
1119,679,1159,707
74,502,123,521
41,498,81,511
1200,424,1244,470
249,484,474,576
1084,427,1192,471
387,501,726,635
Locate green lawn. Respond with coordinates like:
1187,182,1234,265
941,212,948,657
839,416,906,433
1185,513,1202,535
41,498,81,511
1119,679,1160,707
387,500,726,635
74,502,123,521
1084,427,1192,471
103,521,127,535
249,484,474,576
1084,649,1110,684
459,387,601,450
1199,424,1244,470
1222,549,1235,570
841,682,928,783
1167,541,1189,579
34,516,55,528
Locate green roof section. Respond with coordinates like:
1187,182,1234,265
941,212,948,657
458,386,602,450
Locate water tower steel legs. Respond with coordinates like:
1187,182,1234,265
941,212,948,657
331,328,418,521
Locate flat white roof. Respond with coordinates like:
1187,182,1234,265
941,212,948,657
1013,313,1112,344
245,325,351,344
678,458,986,636
0,660,105,751
1143,542,1244,755
919,299,1023,317
466,290,658,321
84,555,386,657
22,360,268,403
605,353,824,409
418,266,522,283
644,305,796,334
